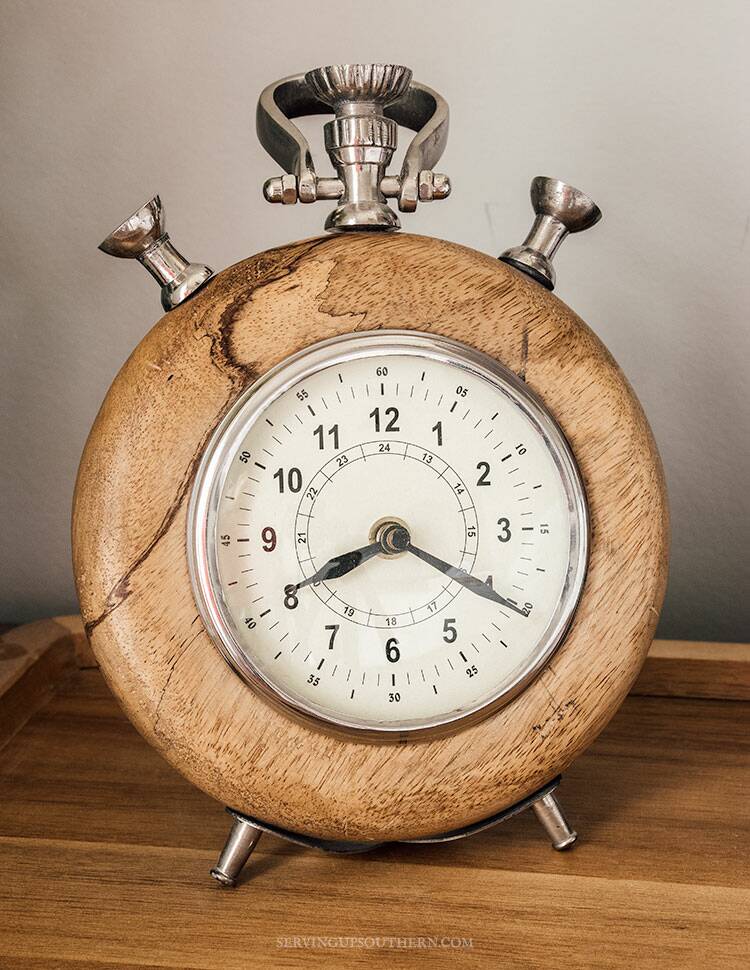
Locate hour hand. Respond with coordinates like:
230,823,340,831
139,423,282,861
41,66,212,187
405,543,529,617
289,542,382,593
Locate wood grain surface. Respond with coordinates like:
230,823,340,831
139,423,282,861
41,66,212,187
632,639,750,700
0,664,746,969
0,616,79,748
72,232,669,841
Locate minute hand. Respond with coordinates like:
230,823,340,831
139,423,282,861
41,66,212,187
405,543,528,617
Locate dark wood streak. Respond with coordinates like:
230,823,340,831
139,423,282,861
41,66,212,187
518,323,529,382
84,238,332,638
83,414,222,638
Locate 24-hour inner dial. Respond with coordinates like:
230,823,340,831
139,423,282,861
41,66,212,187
293,442,478,627
189,332,588,736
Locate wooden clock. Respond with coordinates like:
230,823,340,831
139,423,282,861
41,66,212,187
73,63,668,887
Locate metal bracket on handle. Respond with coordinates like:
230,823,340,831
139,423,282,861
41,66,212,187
256,64,451,231
256,74,325,206
385,82,451,213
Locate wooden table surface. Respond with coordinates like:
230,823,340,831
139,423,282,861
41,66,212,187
0,620,748,969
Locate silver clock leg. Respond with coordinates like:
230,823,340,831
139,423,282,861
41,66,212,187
532,791,578,850
210,812,263,887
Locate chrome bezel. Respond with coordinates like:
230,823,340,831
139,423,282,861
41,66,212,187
188,330,589,739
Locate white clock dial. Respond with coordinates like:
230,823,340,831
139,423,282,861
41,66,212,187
189,332,588,735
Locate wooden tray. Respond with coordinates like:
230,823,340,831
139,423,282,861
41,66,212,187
0,617,747,969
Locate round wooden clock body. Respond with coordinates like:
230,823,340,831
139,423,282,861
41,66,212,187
72,232,668,842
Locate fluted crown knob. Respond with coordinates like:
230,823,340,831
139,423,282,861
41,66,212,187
305,64,412,107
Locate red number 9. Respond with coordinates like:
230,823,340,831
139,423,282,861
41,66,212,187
261,526,276,552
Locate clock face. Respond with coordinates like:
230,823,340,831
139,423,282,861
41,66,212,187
189,332,588,736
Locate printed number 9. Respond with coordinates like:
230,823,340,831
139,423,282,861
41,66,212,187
262,526,277,552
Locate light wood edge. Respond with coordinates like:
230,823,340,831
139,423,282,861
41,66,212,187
0,616,83,749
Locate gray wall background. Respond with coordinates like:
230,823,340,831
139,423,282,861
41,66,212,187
1,0,748,640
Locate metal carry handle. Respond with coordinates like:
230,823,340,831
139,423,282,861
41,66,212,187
256,64,451,231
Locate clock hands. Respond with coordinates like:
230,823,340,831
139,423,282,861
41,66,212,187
287,522,413,594
287,542,382,593
404,542,529,617
287,521,409,594
289,520,527,618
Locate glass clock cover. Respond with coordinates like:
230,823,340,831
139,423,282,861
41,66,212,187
189,331,588,736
